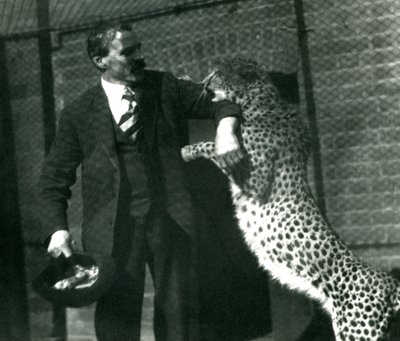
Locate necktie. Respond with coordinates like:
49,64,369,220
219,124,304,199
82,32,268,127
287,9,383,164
119,87,142,141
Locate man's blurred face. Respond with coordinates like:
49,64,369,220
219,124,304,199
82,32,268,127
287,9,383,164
99,30,146,84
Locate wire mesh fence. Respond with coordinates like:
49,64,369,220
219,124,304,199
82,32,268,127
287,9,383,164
3,0,400,339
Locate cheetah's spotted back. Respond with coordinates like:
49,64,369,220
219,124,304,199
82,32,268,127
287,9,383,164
182,58,400,341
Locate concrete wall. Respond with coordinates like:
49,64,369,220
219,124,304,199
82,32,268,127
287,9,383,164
301,0,400,267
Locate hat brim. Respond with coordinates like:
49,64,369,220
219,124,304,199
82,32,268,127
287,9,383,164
33,252,116,308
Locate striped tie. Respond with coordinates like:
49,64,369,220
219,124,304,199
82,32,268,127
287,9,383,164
119,87,142,141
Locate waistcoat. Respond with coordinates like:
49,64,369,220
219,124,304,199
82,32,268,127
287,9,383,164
112,119,153,221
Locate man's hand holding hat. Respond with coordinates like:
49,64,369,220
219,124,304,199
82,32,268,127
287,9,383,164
47,229,76,258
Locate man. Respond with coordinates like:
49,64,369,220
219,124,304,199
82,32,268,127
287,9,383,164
37,22,243,341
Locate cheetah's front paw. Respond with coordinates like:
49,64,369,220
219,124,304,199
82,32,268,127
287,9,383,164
181,145,197,162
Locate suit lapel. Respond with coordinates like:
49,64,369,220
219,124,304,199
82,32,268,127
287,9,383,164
89,84,119,170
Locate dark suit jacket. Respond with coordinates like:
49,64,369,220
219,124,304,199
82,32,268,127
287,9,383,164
38,70,241,257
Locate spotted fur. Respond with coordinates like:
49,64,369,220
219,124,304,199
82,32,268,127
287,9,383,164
182,58,400,341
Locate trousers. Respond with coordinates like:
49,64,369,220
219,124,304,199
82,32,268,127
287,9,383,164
94,206,198,341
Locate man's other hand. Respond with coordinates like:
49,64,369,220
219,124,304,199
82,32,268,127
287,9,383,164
47,229,75,258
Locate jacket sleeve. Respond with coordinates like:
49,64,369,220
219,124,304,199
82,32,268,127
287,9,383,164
165,72,242,125
37,108,83,243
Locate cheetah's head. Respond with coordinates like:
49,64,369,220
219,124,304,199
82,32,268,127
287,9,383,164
203,57,266,103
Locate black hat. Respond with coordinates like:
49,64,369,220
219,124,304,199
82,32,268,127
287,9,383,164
32,252,116,307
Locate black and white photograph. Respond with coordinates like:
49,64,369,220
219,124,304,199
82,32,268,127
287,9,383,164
2,1,400,340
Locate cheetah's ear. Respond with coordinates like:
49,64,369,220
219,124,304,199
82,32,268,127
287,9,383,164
202,71,217,86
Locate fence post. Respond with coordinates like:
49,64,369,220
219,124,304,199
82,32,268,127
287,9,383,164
36,0,67,339
293,0,327,218
37,0,56,155
292,2,336,340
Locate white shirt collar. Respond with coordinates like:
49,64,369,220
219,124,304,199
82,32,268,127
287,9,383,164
101,77,136,123
101,77,128,102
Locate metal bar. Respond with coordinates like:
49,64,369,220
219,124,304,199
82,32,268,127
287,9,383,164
0,36,31,341
293,0,327,217
36,0,67,338
37,0,56,154
2,0,250,41
292,2,332,337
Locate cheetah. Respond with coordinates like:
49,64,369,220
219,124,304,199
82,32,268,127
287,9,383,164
181,58,400,341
